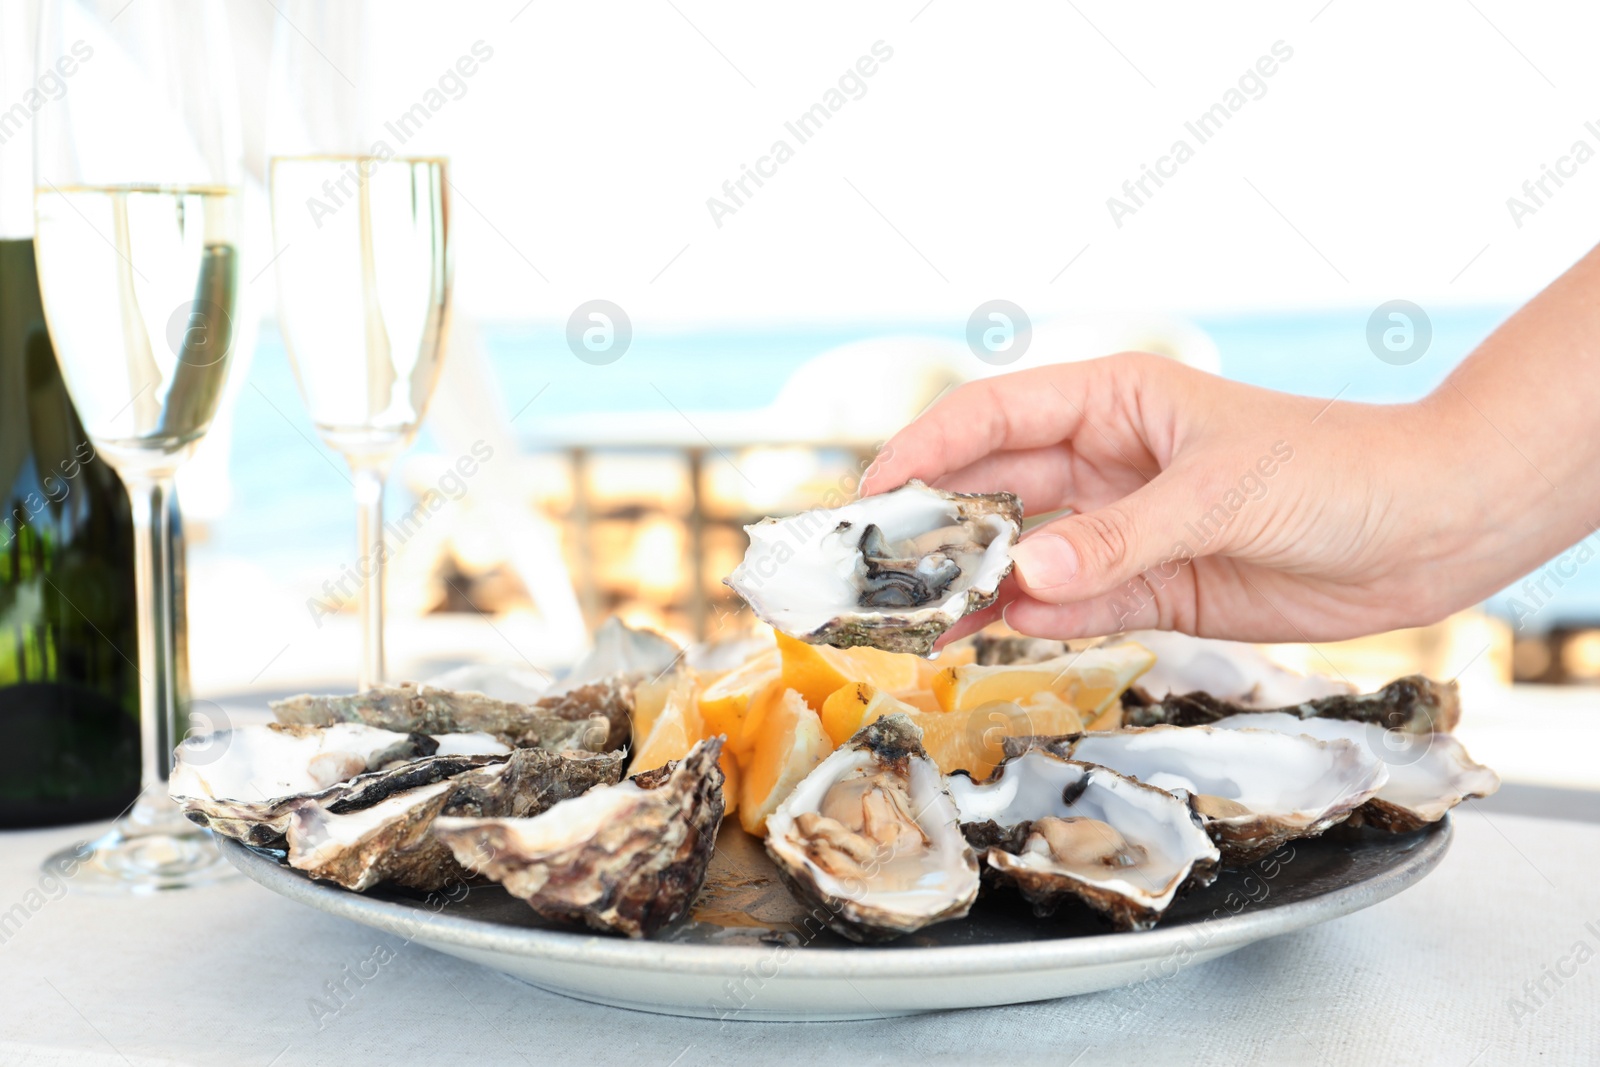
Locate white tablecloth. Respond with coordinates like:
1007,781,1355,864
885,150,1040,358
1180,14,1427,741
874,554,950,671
1,808,1595,1067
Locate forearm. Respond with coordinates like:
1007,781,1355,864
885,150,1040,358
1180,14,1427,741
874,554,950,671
863,258,1600,644
1421,241,1600,601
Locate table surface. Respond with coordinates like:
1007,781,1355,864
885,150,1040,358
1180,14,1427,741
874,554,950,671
1,808,1595,1067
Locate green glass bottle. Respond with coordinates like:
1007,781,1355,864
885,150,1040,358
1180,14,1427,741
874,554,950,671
1,3,150,827
0,236,144,827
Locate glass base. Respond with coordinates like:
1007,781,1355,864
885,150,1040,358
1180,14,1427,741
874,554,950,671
44,784,237,893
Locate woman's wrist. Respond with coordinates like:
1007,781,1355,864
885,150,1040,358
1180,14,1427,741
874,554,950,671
1396,380,1581,621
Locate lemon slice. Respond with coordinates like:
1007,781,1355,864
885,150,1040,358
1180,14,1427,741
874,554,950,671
914,643,975,689
931,643,1154,715
819,682,902,749
629,671,702,772
738,688,833,835
699,647,781,740
776,632,919,711
821,683,1090,779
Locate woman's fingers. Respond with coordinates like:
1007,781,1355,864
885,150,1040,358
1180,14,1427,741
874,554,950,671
929,448,1079,514
1008,473,1205,606
930,601,1006,651
1001,589,1168,642
929,445,1160,517
862,378,1013,495
862,358,1166,496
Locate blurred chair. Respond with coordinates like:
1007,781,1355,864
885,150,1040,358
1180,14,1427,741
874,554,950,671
759,336,970,442
403,317,588,661
974,312,1222,378
745,313,1220,447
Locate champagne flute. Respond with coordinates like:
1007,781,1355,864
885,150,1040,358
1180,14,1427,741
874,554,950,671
33,0,242,889
266,1,452,690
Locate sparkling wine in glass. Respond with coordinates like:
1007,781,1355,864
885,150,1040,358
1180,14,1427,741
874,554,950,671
267,4,452,691
33,0,243,889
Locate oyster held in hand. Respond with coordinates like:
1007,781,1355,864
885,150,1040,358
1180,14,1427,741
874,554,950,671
435,738,726,938
727,480,1022,656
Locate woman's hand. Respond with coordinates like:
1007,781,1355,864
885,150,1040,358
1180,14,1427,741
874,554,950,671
859,352,1550,646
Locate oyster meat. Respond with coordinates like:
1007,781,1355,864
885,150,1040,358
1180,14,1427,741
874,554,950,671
434,739,726,938
169,722,509,847
948,749,1220,930
1210,712,1499,832
272,681,626,753
1121,674,1460,736
283,749,624,891
765,715,979,943
726,480,1022,656
1054,725,1388,862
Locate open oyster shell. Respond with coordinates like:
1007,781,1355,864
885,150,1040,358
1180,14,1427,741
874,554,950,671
764,715,980,943
982,633,1453,733
972,633,1086,666
1210,712,1499,832
434,738,726,938
169,722,510,847
1039,725,1388,863
546,617,683,695
271,681,627,753
282,749,624,891
726,480,1022,656
1121,674,1460,735
1113,630,1355,709
948,749,1220,930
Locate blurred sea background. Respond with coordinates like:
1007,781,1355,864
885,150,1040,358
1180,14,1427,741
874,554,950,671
213,305,1560,624
165,0,1600,794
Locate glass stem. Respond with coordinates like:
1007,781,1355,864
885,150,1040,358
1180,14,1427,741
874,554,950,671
352,461,389,691
127,474,181,792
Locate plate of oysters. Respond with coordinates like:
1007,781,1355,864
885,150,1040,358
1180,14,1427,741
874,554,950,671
182,482,1499,1019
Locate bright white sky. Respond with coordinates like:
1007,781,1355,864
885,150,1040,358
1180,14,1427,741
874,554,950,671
231,0,1600,324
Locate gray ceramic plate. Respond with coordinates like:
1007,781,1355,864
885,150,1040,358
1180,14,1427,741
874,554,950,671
221,816,1449,1021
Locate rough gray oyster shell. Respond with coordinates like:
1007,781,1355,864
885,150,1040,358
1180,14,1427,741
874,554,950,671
1209,712,1498,833
271,680,629,753
1121,674,1460,735
726,480,1022,657
1021,725,1388,863
547,617,683,697
169,722,510,847
764,715,979,943
434,738,726,938
282,749,625,891
972,633,1081,666
947,749,1220,931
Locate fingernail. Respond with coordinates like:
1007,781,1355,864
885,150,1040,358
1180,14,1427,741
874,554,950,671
1010,534,1078,589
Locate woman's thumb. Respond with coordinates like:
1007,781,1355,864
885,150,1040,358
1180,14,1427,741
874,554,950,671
1008,481,1196,605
